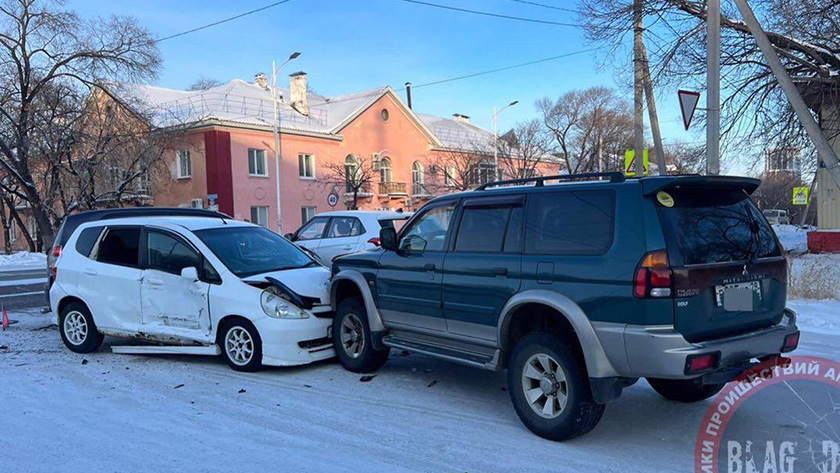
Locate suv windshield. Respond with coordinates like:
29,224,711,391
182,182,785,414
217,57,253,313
656,188,781,265
195,226,314,278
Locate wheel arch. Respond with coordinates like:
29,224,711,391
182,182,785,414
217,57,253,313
214,314,256,344
497,290,620,379
330,270,384,332
57,295,88,318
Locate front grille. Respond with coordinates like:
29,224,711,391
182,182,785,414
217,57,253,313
298,336,332,352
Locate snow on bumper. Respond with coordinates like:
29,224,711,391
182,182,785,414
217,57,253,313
254,315,334,367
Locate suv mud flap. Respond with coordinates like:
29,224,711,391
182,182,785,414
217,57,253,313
589,377,631,403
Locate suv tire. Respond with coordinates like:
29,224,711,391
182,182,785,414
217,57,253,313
59,301,104,354
647,378,725,403
508,333,605,441
219,319,263,372
333,297,389,373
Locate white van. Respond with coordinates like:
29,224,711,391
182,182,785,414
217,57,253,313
49,216,334,371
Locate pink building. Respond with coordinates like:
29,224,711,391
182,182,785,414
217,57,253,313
121,73,557,234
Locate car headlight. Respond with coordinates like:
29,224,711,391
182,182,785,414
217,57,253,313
260,290,309,319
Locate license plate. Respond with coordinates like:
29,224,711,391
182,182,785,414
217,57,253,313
715,281,762,311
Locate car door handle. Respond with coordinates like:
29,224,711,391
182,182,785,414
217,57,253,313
493,267,508,276
145,278,164,287
82,269,97,276
424,263,436,271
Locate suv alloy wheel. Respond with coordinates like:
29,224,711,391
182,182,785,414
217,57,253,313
332,298,389,373
508,333,605,441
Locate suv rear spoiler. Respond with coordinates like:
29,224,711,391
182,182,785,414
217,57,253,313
641,175,761,197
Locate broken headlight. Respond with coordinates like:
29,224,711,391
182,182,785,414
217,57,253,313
260,290,309,319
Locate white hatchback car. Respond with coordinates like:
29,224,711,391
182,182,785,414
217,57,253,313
286,210,412,264
49,216,335,371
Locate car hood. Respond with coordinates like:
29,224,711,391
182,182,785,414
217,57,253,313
242,266,331,305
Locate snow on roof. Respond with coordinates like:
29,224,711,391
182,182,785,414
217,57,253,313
108,79,494,147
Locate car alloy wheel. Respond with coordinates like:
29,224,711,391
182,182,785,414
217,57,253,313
225,326,254,366
521,353,568,419
63,310,88,346
340,313,365,359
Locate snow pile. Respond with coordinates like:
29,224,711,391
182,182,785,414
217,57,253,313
773,224,811,255
0,251,46,269
788,254,840,300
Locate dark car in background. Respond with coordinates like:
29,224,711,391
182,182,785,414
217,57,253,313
327,173,799,441
46,207,229,305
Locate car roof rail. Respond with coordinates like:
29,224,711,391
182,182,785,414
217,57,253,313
475,172,626,191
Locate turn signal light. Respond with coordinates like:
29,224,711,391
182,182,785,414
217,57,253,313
634,251,672,298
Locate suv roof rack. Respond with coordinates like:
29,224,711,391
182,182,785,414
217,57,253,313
475,172,626,191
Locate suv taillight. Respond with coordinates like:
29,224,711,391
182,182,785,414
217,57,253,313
634,251,672,298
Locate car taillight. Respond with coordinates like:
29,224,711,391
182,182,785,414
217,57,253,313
52,245,62,259
782,331,800,353
634,250,672,298
685,352,720,375
368,237,381,247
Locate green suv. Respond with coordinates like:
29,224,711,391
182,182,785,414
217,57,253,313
329,173,799,440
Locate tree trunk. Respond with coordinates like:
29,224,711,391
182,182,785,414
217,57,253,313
3,196,36,252
0,199,10,254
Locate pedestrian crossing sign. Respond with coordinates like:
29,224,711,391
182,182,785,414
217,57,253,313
625,149,649,177
792,187,809,205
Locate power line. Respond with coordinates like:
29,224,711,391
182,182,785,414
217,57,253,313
503,0,579,14
394,0,581,27
142,0,295,46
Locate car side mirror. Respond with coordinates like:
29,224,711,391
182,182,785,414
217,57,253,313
380,227,397,251
284,233,295,241
181,266,199,281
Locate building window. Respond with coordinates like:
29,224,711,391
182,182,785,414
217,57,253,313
445,166,456,187
250,206,269,227
345,155,358,193
412,161,425,195
177,150,192,179
470,162,497,186
9,220,16,242
136,170,151,196
248,149,267,177
299,153,315,179
301,206,317,225
381,109,389,121
379,157,392,183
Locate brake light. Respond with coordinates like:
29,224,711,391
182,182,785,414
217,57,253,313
52,245,62,259
634,250,673,298
368,237,381,247
782,332,800,353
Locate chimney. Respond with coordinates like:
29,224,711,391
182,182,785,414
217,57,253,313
405,82,413,109
254,72,268,90
452,113,471,124
289,71,309,117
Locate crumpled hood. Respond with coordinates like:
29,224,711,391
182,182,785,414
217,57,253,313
242,266,331,305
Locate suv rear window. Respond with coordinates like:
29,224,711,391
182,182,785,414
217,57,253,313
524,191,615,256
656,188,781,265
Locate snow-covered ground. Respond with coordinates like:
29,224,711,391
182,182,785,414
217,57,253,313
772,224,811,255
0,251,46,270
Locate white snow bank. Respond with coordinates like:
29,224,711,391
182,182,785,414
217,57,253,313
788,299,840,336
772,224,811,255
0,251,46,270
788,254,840,300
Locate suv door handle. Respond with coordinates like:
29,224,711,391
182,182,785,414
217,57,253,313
493,267,508,276
424,263,436,271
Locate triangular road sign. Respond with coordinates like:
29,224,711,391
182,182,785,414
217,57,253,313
678,90,701,130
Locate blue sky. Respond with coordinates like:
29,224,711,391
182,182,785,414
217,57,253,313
71,0,701,156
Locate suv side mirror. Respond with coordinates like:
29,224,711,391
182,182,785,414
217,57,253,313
181,266,199,281
380,227,397,251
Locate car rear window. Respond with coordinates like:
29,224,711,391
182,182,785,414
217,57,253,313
97,227,141,268
524,191,615,256
656,188,781,265
75,227,102,258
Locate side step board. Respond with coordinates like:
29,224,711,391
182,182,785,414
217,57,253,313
111,345,221,356
382,333,502,371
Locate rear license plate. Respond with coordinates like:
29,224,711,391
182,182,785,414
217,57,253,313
715,281,762,311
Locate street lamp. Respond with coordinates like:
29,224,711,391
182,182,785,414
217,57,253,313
493,100,518,181
271,51,301,234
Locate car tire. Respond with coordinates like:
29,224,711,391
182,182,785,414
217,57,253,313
333,297,389,373
59,301,104,354
508,332,605,441
219,319,263,372
647,378,725,403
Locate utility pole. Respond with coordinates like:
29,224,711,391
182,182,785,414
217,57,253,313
706,0,721,175
640,44,667,175
633,0,645,178
270,52,301,235
733,0,840,191
493,100,518,180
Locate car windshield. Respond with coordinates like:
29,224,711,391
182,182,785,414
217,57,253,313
656,188,781,265
194,226,314,278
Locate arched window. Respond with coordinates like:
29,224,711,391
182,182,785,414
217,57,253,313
379,157,392,183
412,161,425,195
344,155,358,192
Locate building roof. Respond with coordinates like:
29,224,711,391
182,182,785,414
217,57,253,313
108,79,494,149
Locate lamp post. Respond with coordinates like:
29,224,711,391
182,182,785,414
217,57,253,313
271,51,301,234
493,100,518,180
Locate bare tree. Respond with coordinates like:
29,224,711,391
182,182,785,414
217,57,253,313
0,0,160,247
321,154,378,210
496,119,555,179
663,141,706,174
188,76,223,91
425,140,496,193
